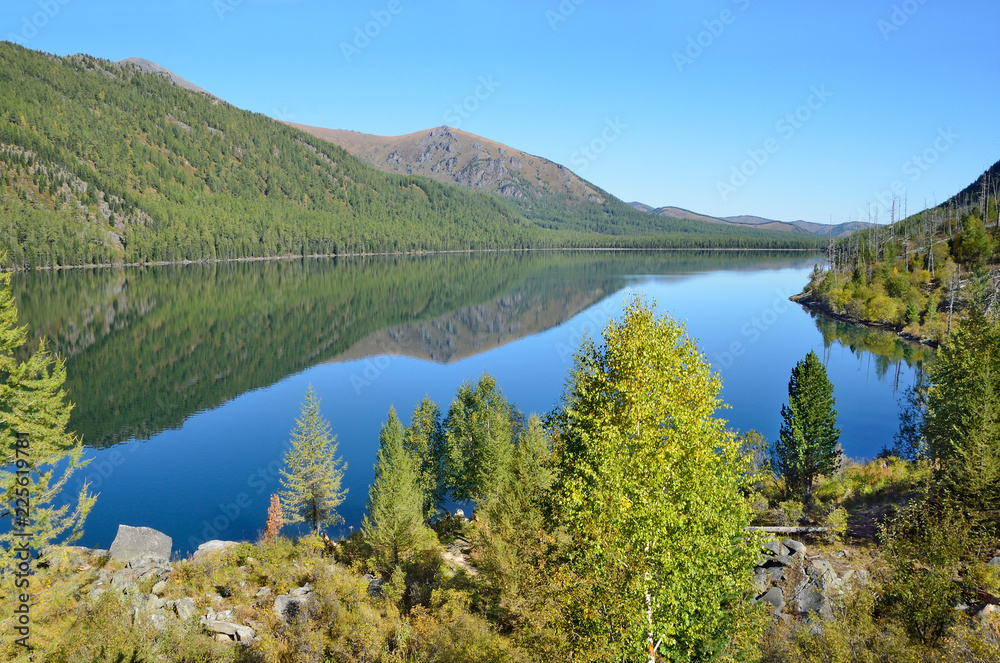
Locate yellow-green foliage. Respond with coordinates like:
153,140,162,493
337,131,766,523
812,456,931,507
762,583,1000,663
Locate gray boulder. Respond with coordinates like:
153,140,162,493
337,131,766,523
290,583,312,597
766,554,797,568
202,618,255,644
192,540,240,561
108,525,171,563
988,556,1000,568
274,594,309,621
757,586,786,612
174,597,198,621
783,539,807,556
762,540,789,557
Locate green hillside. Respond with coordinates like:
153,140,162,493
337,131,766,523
0,43,822,268
798,159,1000,340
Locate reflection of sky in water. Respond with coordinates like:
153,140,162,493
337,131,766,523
66,260,922,555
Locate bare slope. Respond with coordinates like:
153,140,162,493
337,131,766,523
286,123,605,204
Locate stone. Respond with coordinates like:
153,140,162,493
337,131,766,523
808,559,837,584
762,540,789,557
766,555,797,568
151,580,167,595
174,597,198,621
274,594,309,621
988,556,1000,568
782,539,806,556
752,570,771,594
192,540,240,561
757,586,785,612
110,569,139,594
255,587,272,598
203,618,256,643
148,612,168,632
290,583,312,597
794,580,828,616
108,525,172,563
762,565,786,582
146,594,166,612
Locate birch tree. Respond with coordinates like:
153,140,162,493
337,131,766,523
549,296,760,662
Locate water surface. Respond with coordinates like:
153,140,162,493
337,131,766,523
12,251,928,554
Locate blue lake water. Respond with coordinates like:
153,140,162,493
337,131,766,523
12,251,929,555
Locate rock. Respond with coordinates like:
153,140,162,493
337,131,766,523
988,556,1000,568
808,559,837,584
146,594,166,613
203,618,255,643
290,583,312,597
757,586,786,612
110,569,139,594
762,540,789,557
148,612,168,631
783,539,807,556
151,580,167,595
762,565,786,582
255,587,272,598
274,594,309,621
192,540,240,561
752,570,771,594
174,597,198,621
108,525,172,563
765,555,797,568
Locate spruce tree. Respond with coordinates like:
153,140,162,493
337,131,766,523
362,407,435,573
443,373,514,503
0,263,95,570
403,396,446,518
925,307,1000,530
775,350,841,505
279,386,346,535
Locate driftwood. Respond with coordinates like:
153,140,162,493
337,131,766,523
745,526,829,534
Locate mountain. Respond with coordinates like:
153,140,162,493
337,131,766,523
286,123,833,243
0,44,824,269
286,123,604,204
628,203,869,237
116,57,218,99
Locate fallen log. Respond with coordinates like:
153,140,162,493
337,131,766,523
745,526,829,534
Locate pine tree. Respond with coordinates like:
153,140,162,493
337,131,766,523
403,396,446,518
0,262,95,570
443,373,514,503
279,386,346,536
775,350,841,505
362,407,436,573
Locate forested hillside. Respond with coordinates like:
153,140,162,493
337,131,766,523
799,159,1000,340
0,43,822,268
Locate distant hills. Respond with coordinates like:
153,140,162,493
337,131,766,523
628,203,871,238
0,44,828,268
293,121,869,240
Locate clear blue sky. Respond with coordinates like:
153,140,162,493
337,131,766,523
4,0,999,224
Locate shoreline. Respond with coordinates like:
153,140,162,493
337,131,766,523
3,246,823,273
791,290,939,348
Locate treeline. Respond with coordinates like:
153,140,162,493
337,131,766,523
0,42,823,269
801,161,1000,340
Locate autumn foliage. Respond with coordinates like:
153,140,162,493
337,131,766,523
264,493,283,545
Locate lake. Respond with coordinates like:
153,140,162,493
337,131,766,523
11,251,931,555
